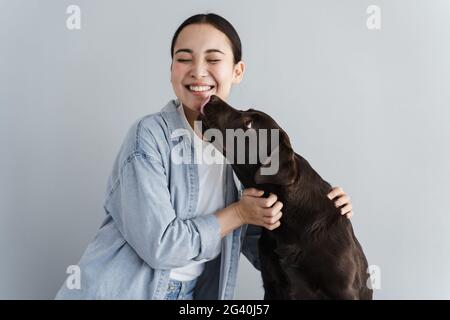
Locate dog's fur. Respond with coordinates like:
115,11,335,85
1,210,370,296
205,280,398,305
198,95,373,300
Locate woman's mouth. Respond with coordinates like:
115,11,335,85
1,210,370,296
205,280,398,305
184,85,215,96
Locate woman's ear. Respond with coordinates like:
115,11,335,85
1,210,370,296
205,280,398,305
232,61,245,84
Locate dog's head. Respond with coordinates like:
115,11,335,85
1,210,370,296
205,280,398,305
198,95,298,187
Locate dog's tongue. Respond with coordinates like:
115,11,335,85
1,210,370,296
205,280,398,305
200,95,211,115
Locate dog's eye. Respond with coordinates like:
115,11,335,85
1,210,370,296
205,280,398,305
244,120,252,129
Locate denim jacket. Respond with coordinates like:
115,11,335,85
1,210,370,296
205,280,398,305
55,99,262,300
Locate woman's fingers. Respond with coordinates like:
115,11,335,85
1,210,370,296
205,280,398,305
242,188,264,197
327,186,344,200
242,189,279,209
334,195,350,208
263,210,283,225
262,200,283,228
345,211,354,219
264,220,281,230
340,203,353,215
263,201,283,216
242,189,278,208
328,186,355,219
259,192,278,208
240,189,284,228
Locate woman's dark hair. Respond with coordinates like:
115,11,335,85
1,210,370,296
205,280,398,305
170,13,242,64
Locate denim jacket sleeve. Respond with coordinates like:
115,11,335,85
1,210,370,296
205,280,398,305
103,125,222,270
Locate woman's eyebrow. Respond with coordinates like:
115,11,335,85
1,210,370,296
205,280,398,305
205,49,225,55
174,48,225,55
174,48,193,55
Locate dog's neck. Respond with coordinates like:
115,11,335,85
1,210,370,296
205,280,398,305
288,155,326,204
257,154,336,229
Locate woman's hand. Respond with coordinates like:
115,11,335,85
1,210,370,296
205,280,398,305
327,186,353,219
235,188,283,230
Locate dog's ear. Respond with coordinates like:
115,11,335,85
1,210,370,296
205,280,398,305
254,138,298,186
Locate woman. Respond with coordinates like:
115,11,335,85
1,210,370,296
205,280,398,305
55,13,353,300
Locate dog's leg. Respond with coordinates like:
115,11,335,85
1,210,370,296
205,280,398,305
259,231,290,299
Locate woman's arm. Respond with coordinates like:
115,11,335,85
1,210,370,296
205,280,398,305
105,152,223,270
215,203,243,238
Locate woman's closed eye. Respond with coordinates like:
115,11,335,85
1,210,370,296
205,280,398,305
176,59,221,64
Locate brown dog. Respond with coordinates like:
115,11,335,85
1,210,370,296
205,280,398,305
198,95,373,300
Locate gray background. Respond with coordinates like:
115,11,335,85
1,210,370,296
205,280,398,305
1,0,449,299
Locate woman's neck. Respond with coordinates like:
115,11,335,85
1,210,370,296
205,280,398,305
182,104,203,139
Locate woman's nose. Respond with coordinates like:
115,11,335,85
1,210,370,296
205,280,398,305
189,61,209,78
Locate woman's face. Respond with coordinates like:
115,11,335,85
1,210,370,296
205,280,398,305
170,23,245,113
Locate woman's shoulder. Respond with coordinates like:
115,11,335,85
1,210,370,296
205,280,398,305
119,99,179,161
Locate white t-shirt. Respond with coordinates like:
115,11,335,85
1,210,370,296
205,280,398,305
169,103,227,282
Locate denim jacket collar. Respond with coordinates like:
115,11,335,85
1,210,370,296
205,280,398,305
161,98,192,141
